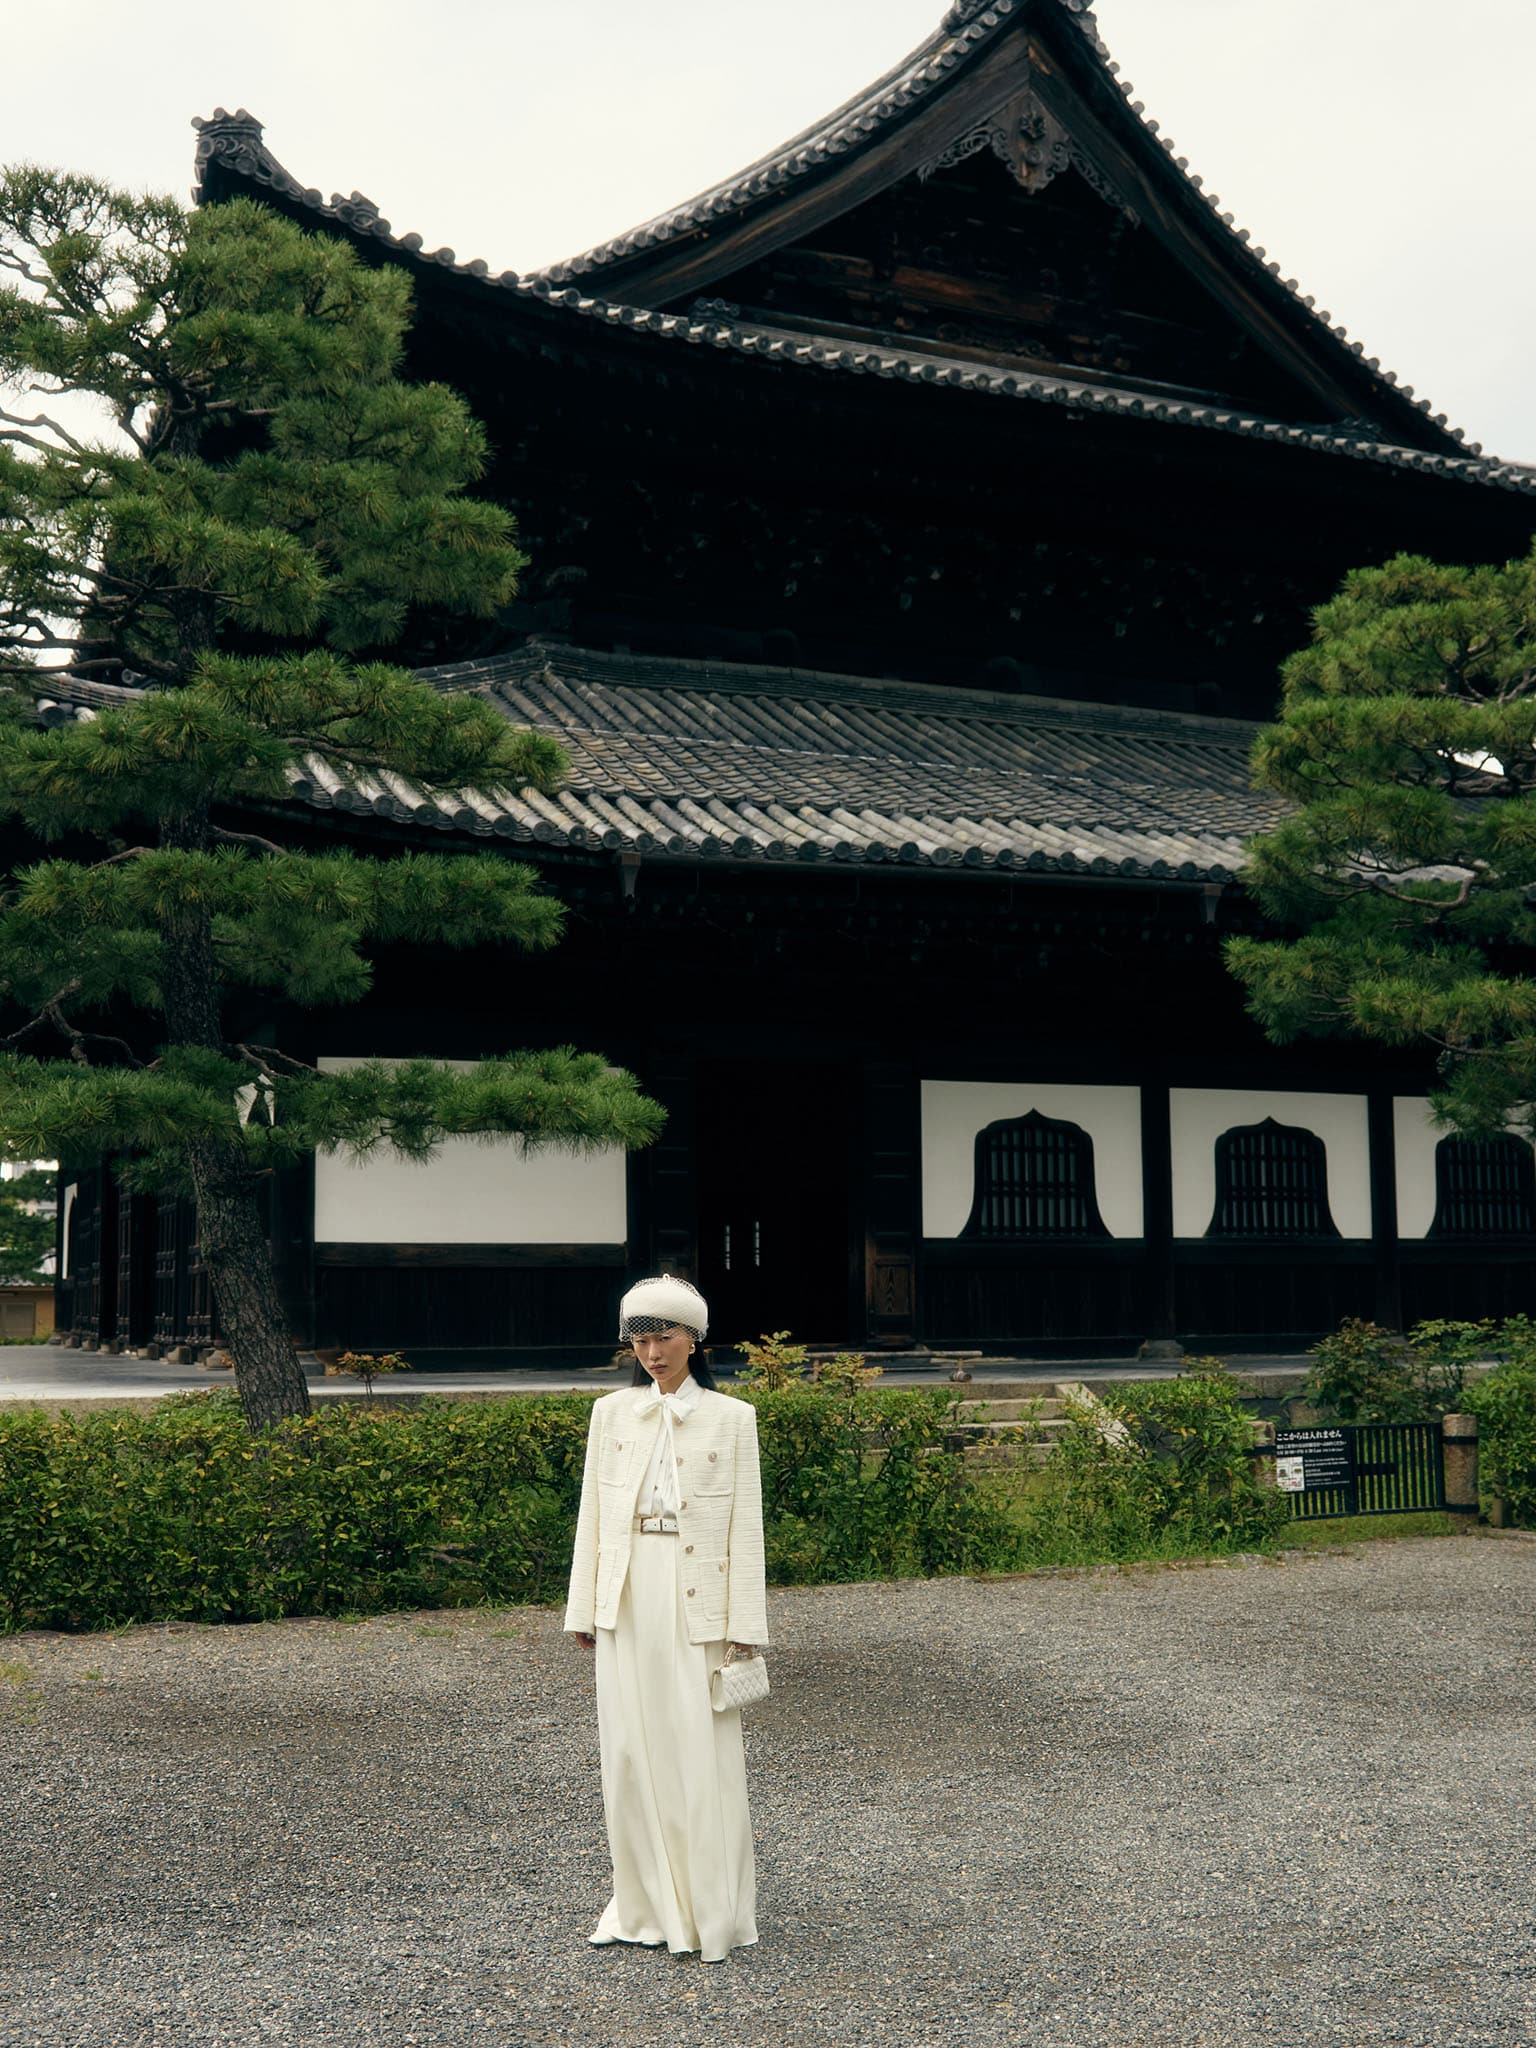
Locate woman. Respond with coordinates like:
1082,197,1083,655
565,1273,767,1962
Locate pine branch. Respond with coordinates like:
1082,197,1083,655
209,824,286,854
232,1041,317,1077
0,978,142,1067
0,406,94,456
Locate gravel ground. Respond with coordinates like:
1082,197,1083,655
1,1534,1533,2048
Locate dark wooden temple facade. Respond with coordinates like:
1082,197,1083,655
53,0,1536,1361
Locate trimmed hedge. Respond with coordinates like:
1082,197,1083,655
0,1386,1009,1635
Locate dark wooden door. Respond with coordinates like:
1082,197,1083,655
695,1060,853,1353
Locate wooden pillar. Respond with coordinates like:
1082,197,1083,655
70,1166,118,1350
1138,1078,1181,1358
113,1188,154,1352
152,1195,193,1356
862,1062,919,1350
1368,1088,1402,1330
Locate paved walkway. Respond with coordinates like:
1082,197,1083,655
0,1342,1317,1407
1,1535,1532,2046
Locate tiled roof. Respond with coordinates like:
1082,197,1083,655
531,0,1105,288
517,295,1536,495
32,643,1282,884
423,643,1284,881
185,88,1536,496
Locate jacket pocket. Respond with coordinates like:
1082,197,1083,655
597,1434,632,1486
688,1444,731,1493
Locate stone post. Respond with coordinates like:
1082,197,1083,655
1441,1413,1479,1528
1249,1417,1277,1490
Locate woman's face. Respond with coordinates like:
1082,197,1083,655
631,1324,694,1390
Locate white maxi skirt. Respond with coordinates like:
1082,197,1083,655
590,1525,757,1960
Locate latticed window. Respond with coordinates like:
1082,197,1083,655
1429,1136,1536,1238
960,1110,1109,1241
1207,1117,1339,1239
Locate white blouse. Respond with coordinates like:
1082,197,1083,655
637,1371,702,1515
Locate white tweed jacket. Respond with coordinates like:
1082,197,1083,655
563,1384,769,1647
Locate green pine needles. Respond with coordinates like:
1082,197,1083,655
0,168,663,1427
1228,548,1536,1139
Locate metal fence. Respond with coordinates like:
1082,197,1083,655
1275,1422,1447,1521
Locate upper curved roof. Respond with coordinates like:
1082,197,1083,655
530,0,1107,290
189,0,1536,491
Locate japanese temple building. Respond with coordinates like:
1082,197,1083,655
54,0,1536,1362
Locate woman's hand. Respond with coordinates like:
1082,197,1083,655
573,1630,596,1649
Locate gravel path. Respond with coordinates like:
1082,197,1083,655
2,1534,1533,2048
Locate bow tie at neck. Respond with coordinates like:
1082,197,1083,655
634,1385,692,1420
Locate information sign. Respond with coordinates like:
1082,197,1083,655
1273,1427,1356,1495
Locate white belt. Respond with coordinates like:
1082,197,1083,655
635,1513,678,1534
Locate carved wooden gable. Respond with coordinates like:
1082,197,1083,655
687,148,1323,417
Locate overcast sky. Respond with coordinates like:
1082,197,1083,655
7,0,1535,463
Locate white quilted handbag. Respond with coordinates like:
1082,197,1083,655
710,1644,769,1713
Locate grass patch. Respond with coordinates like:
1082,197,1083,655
1269,1509,1459,1549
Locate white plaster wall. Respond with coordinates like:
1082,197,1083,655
313,1058,627,1245
1169,1088,1371,1240
1393,1097,1536,1238
1394,1097,1444,1241
921,1082,1143,1238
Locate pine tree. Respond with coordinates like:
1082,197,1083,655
0,169,663,1430
1227,547,1536,1142
0,1166,54,1286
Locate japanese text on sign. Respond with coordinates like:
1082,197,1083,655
1274,1427,1356,1495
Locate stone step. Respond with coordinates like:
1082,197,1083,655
963,1442,1056,1470
952,1397,1070,1422
946,1416,1073,1438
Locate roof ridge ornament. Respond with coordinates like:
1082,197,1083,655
944,0,1105,48
190,106,264,140
919,84,1138,220
190,107,272,203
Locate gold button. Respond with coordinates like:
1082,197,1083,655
685,1544,693,1554
708,1451,718,1461
718,1562,726,1573
680,1500,687,1509
686,1588,695,1598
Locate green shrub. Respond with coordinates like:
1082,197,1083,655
1092,1358,1291,1552
1302,1317,1492,1425
0,1393,593,1633
963,1362,1290,1572
1303,1319,1419,1422
1464,1318,1536,1527
0,1386,1022,1633
747,1384,1011,1583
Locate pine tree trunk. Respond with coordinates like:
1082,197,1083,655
186,1133,312,1433
158,804,311,1433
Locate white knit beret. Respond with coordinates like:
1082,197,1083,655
618,1273,710,1341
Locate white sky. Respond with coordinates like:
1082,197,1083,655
5,0,1535,462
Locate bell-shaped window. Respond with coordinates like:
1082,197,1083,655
960,1110,1109,1241
1206,1116,1338,1239
1428,1135,1536,1238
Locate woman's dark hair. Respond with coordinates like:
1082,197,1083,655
629,1341,719,1390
